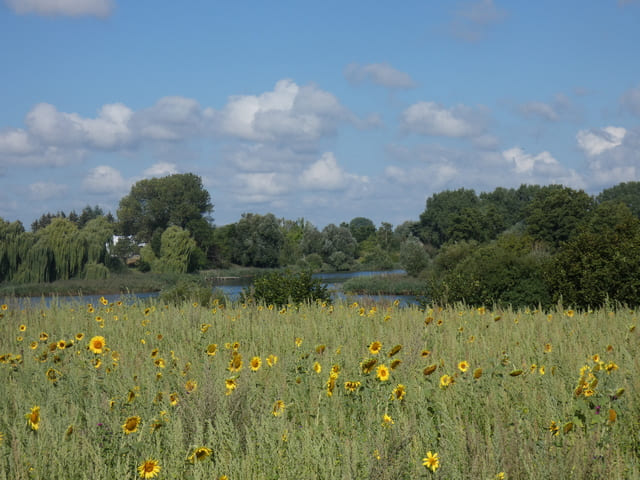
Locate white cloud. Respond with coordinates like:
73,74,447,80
210,79,350,143
5,0,114,17
82,165,129,195
233,172,292,203
344,62,416,89
620,85,640,116
143,162,178,177
518,101,559,121
401,101,487,137
502,147,559,174
576,126,626,156
299,152,369,191
133,96,203,141
0,128,37,155
28,181,68,200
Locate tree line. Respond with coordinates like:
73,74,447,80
1,174,640,310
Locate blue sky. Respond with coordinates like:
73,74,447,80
1,0,639,230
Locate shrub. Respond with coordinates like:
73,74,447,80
242,270,330,307
159,277,216,307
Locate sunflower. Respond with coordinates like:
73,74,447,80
382,413,394,426
390,359,402,370
272,400,286,417
544,343,552,353
75,333,84,341
225,378,238,395
39,332,49,342
46,368,62,383
185,380,197,393
19,324,26,332
249,356,262,372
422,451,440,472
458,361,470,373
326,373,338,397
473,367,483,379
361,358,377,374
376,364,390,381
368,341,383,355
294,337,303,347
392,384,406,401
344,381,361,393
266,354,278,367
206,344,218,356
138,459,161,479
100,296,108,305
387,344,402,357
169,392,179,406
0,304,7,310
25,406,40,431
154,358,165,368
439,374,454,388
189,446,213,462
313,362,322,374
122,416,141,434
228,352,243,372
315,344,326,354
89,336,106,354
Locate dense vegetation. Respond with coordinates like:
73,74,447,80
1,299,638,478
2,174,640,310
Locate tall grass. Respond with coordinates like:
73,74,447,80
0,299,638,479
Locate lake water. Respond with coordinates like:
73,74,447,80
7,269,420,308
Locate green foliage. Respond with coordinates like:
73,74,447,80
117,173,214,245
159,276,216,307
81,216,114,265
83,262,110,280
349,217,376,243
597,181,640,218
321,224,357,270
525,185,594,248
243,269,330,307
547,202,640,309
427,234,552,309
0,218,27,282
398,236,430,277
231,213,284,268
153,226,197,274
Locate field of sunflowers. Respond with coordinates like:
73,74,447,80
0,297,638,479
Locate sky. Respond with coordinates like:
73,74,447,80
1,0,640,230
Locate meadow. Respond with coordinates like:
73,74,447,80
0,297,638,479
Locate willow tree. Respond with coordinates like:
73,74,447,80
0,218,29,282
16,218,87,283
154,226,197,274
81,216,114,265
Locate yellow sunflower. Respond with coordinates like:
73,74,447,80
266,354,278,367
188,446,213,462
138,459,161,479
122,416,141,434
25,406,41,431
422,451,440,472
368,341,383,355
206,344,218,356
313,361,322,374
225,378,238,395
228,352,243,372
458,360,470,373
249,356,262,372
344,381,361,392
392,384,406,400
89,336,106,354
439,374,454,388
376,364,390,381
169,392,179,406
382,413,394,426
360,358,377,374
185,380,197,393
272,400,286,417
387,344,402,357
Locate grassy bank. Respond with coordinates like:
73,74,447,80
1,299,637,478
341,273,425,296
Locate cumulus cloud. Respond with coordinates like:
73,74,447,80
517,93,577,122
0,128,37,155
133,96,204,141
143,162,178,177
209,79,351,143
28,181,68,200
344,62,416,89
576,126,626,156
401,101,487,137
4,0,114,17
299,152,369,191
449,0,507,42
82,165,129,195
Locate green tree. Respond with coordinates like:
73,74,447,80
0,219,28,282
547,202,640,308
117,173,214,245
597,181,640,218
153,226,198,274
524,185,594,248
398,235,430,277
243,270,330,307
349,217,376,243
231,213,284,268
321,224,357,270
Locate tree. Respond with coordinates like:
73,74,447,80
117,173,214,245
243,270,330,307
320,224,357,270
231,213,284,268
597,181,640,218
0,218,27,282
524,185,594,249
153,226,198,274
349,217,376,243
399,235,430,276
547,202,640,308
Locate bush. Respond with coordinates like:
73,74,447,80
159,277,217,307
241,270,330,307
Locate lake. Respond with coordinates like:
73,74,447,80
7,269,419,308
